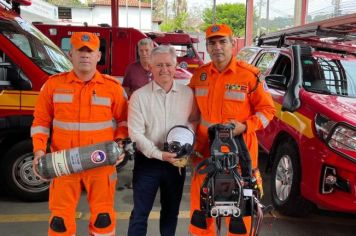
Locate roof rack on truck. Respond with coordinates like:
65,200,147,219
256,13,356,52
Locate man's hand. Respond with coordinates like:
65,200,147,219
115,153,126,166
32,150,49,181
162,151,177,164
164,153,188,175
115,139,126,166
171,155,189,168
228,120,247,136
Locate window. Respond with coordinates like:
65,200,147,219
58,7,72,20
255,52,277,74
236,47,260,64
60,38,106,65
302,56,356,97
0,50,10,86
0,50,31,90
269,54,292,90
2,19,72,74
60,38,71,55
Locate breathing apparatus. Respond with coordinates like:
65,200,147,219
191,123,268,235
36,138,136,179
164,125,195,158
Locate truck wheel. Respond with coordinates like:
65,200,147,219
271,141,314,216
1,140,49,202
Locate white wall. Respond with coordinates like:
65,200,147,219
20,0,58,23
119,7,152,31
71,6,152,31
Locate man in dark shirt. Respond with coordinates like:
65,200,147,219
122,38,154,96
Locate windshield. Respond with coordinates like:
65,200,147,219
0,17,72,74
301,55,356,98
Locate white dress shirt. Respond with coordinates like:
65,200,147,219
128,80,197,160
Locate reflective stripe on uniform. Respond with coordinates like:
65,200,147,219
89,229,115,236
91,96,111,106
224,91,245,101
53,119,113,131
53,94,73,103
31,126,50,136
195,88,208,97
256,112,269,128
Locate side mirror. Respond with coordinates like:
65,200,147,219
265,74,287,90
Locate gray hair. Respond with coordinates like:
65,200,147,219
151,45,177,65
138,38,154,48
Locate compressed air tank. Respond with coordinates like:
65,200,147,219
37,141,122,179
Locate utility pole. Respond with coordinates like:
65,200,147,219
139,0,141,30
257,0,262,36
245,0,254,46
165,0,168,22
212,0,216,24
266,0,270,33
332,0,341,17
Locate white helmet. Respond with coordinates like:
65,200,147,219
165,125,195,157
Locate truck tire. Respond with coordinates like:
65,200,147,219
271,141,314,216
1,139,49,202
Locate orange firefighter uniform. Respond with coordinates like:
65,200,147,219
188,58,276,235
31,70,128,236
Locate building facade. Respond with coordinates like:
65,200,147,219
21,0,154,31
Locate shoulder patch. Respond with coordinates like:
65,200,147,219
236,60,260,76
102,74,121,84
200,72,208,81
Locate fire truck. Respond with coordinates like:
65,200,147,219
33,23,204,82
237,14,356,215
146,31,204,73
0,0,198,201
0,0,72,201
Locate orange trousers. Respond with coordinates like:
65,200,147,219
189,171,252,236
48,166,117,236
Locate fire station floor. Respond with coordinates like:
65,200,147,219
0,152,356,235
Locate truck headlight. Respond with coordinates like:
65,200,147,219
328,124,356,154
315,114,335,140
315,114,356,160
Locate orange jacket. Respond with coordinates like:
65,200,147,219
189,58,276,167
31,70,128,153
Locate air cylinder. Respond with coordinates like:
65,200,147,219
37,141,122,179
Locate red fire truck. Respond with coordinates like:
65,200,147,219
33,24,205,83
237,14,356,215
146,31,204,73
0,0,72,201
0,0,197,201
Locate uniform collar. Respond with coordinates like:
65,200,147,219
66,70,104,84
152,80,178,93
208,57,236,74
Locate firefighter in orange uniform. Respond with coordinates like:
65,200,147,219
188,24,276,235
31,32,128,236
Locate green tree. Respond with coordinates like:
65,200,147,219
202,3,246,37
160,12,193,32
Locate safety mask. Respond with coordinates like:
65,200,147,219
164,125,195,158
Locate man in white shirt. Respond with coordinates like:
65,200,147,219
127,45,199,236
